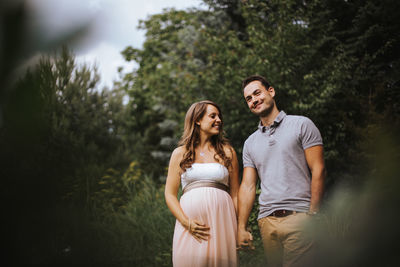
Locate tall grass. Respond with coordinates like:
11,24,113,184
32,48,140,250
103,177,175,266
304,132,400,267
49,164,175,266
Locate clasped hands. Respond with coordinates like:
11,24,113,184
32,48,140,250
186,218,210,243
237,227,255,250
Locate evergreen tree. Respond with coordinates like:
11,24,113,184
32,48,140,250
0,47,128,263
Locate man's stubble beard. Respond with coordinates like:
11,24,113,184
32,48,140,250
255,100,275,118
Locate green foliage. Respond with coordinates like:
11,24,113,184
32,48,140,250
106,176,174,266
1,46,130,264
305,130,400,266
92,161,142,215
57,164,176,266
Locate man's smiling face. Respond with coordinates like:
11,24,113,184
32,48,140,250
243,81,275,117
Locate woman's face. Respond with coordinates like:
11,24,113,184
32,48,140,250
196,104,222,136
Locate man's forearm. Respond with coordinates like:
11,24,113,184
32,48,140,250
238,186,256,229
309,167,325,212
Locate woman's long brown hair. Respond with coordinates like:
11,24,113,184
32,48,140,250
179,100,232,172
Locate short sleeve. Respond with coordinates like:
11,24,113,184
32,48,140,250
242,140,255,168
300,117,323,149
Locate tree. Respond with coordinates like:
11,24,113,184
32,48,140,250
0,47,129,264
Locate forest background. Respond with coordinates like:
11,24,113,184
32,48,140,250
1,0,400,266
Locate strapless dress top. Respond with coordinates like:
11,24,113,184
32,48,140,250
181,163,229,190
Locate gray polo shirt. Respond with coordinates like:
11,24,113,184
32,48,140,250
243,111,323,219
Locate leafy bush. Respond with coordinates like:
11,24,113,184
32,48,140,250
87,162,175,266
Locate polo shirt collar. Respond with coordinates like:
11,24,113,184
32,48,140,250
258,111,287,132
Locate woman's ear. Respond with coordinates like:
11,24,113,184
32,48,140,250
195,121,201,126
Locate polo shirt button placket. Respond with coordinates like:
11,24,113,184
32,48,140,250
269,128,276,146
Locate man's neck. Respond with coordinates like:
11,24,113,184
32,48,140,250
260,108,280,126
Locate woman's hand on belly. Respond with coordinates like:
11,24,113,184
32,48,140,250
188,218,210,243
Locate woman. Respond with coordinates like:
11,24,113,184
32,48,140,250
165,100,239,267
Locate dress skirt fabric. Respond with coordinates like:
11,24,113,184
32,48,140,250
172,187,237,267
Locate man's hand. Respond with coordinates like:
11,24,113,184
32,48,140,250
237,227,255,250
237,167,257,250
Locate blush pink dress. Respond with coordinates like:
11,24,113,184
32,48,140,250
172,163,237,267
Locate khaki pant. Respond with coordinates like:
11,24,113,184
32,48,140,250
258,212,313,267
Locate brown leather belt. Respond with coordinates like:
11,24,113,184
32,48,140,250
269,210,296,217
182,180,229,195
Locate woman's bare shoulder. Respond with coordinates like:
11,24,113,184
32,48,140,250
168,146,187,168
171,146,186,159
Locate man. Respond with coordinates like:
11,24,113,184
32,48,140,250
237,75,325,267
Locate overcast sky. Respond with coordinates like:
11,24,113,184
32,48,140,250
30,0,204,88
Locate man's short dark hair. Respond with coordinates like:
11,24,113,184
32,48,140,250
242,75,271,90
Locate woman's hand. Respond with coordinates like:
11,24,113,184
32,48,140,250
187,218,210,243
237,227,254,250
